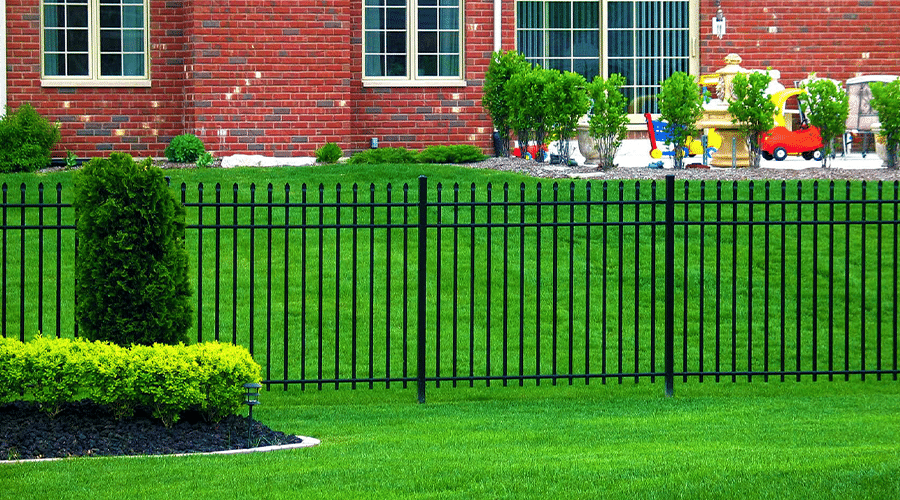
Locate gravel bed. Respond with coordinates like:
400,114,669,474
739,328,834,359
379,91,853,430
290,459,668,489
1,400,303,461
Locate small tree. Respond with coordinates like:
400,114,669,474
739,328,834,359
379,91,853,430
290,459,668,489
586,74,629,169
507,66,554,159
800,77,849,167
728,71,777,169
74,153,192,346
657,72,704,169
869,79,900,169
544,70,590,165
483,51,530,157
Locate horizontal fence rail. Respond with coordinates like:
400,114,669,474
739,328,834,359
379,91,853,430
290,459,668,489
1,176,898,399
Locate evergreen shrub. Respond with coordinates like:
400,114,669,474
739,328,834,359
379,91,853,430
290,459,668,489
164,134,206,163
74,153,192,347
0,103,61,173
416,145,486,164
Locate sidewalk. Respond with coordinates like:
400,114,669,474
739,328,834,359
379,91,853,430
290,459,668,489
611,139,884,170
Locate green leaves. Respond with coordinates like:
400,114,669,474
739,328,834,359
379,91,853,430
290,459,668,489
74,153,192,346
869,79,900,169
483,50,531,155
0,103,60,173
0,336,262,426
800,78,849,166
729,71,777,168
657,72,704,169
164,134,207,163
587,74,629,169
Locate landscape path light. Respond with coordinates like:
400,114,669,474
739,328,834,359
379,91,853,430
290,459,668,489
243,382,262,447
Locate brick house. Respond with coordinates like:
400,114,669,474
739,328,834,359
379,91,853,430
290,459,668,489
1,0,899,160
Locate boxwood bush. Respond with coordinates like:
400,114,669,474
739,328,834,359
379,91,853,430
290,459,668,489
0,103,61,173
0,336,262,426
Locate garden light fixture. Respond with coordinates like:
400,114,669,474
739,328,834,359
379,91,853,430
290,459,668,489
243,382,262,447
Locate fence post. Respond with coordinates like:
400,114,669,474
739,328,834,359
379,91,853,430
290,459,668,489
664,175,675,397
417,175,428,403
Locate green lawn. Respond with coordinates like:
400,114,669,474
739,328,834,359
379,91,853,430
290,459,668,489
3,381,898,499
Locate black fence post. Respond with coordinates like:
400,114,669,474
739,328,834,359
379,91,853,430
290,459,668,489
664,175,675,397
417,175,428,404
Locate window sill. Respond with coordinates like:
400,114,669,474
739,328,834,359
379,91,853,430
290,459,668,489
41,79,152,88
362,79,467,88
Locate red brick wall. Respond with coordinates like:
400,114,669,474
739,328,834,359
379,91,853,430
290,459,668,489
6,0,900,159
700,0,900,86
5,0,189,158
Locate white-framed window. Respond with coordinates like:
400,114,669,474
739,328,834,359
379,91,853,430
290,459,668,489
41,0,150,87
516,0,697,114
363,0,465,87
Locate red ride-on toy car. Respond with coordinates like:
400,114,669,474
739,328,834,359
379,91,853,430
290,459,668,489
760,124,824,162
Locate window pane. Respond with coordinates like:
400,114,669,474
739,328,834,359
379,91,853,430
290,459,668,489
365,8,384,29
635,30,659,57
419,32,437,54
100,6,121,28
67,5,88,28
386,55,406,76
573,2,598,29
44,54,65,76
548,3,571,28
439,32,459,53
67,29,89,52
573,30,598,57
44,5,64,27
573,59,599,82
608,30,632,57
68,53,89,76
517,1,543,29
123,6,143,28
385,7,405,29
440,55,459,76
101,53,122,75
548,59,570,72
101,30,122,52
123,54,144,76
44,29,65,52
419,8,437,30
419,55,437,76
123,30,143,52
365,55,384,77
386,32,406,53
635,1,660,28
608,2,632,29
365,32,384,53
517,30,543,58
439,8,459,30
548,31,571,57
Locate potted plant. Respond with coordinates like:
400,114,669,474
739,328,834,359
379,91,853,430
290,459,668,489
585,74,629,169
869,79,900,169
728,71,777,169
483,51,530,157
657,72,704,169
799,77,849,167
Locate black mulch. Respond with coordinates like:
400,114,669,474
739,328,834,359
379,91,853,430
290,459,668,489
1,400,305,461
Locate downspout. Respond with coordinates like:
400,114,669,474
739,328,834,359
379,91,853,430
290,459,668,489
1,0,7,115
493,0,501,52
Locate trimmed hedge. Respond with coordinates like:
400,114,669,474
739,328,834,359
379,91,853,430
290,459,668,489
0,336,261,426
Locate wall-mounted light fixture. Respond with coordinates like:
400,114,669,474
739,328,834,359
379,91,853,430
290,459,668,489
712,0,726,39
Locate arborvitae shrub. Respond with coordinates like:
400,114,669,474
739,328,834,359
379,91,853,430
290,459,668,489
164,134,206,163
0,103,61,173
74,153,192,346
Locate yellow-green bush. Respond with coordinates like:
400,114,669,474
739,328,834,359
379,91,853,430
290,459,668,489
0,336,261,426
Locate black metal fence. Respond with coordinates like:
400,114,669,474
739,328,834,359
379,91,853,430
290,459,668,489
2,175,898,399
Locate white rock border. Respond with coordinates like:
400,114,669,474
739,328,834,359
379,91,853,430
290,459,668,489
2,436,320,464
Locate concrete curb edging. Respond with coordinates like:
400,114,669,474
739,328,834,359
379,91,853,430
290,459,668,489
2,436,320,464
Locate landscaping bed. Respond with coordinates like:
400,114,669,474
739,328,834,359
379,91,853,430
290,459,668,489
1,399,303,461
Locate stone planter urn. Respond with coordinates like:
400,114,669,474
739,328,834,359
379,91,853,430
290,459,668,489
576,115,599,163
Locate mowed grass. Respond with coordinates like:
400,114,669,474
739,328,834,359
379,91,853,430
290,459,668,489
3,381,899,499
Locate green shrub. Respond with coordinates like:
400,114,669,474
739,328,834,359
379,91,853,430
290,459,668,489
507,67,556,159
800,77,849,167
658,72,704,169
164,134,206,163
196,151,214,168
0,337,27,403
729,71,777,169
347,147,419,165
416,145,486,164
869,79,900,169
586,74,630,169
315,142,343,163
0,103,61,173
483,50,531,156
544,70,590,165
0,337,262,426
74,153,192,347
